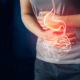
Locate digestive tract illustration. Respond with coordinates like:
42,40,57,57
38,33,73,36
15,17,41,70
42,0,71,61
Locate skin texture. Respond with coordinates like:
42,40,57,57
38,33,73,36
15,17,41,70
20,0,77,45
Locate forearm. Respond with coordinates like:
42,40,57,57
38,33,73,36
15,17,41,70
60,14,80,27
21,14,43,38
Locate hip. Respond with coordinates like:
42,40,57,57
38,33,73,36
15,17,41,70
34,58,80,80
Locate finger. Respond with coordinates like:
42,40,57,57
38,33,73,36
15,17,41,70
39,22,50,30
41,25,46,28
41,25,50,30
38,21,44,25
53,44,66,48
38,21,50,28
43,28,50,30
41,25,48,28
40,11,50,16
66,33,75,37
37,16,45,21
69,37,77,42
53,30,63,34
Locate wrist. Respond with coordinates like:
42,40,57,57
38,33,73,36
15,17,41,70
64,16,69,26
37,29,44,40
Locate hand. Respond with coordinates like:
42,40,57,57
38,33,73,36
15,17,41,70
37,11,50,30
53,33,77,48
66,33,77,45
37,11,67,30
41,30,77,46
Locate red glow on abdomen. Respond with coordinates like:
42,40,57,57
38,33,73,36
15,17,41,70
44,12,66,31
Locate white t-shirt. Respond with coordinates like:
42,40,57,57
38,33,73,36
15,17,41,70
29,0,80,64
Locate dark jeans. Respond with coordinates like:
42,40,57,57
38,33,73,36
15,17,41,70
34,59,80,80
